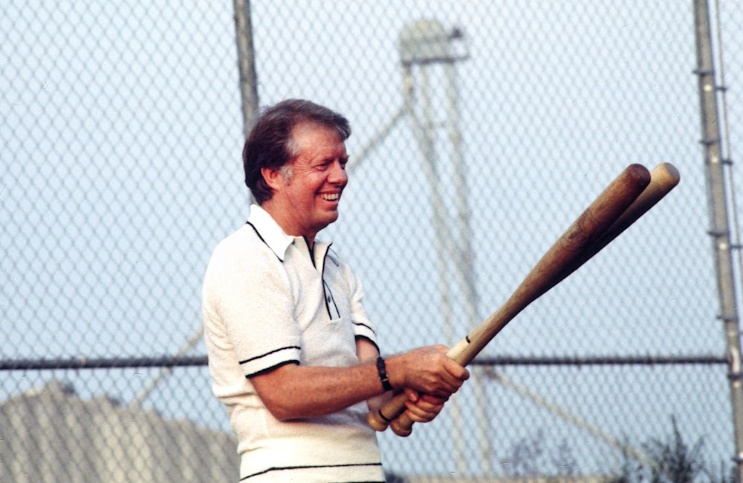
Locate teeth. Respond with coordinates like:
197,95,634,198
321,193,339,201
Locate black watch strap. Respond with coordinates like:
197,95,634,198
376,356,393,392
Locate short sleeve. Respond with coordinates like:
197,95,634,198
341,263,378,347
203,235,301,377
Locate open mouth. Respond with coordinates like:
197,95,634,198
320,193,340,202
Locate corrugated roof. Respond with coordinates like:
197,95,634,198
0,381,238,482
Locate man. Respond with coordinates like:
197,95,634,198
202,99,469,482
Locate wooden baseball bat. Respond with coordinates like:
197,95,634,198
540,162,681,296
382,163,681,436
368,163,653,436
385,162,680,436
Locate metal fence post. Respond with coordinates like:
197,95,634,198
233,0,260,138
693,0,743,479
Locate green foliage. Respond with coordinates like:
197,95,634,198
384,470,407,483
610,416,732,483
494,417,731,482
643,416,705,482
500,430,579,478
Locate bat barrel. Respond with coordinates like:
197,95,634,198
539,162,680,296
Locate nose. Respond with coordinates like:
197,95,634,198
329,160,348,185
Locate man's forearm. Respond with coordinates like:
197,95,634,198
250,360,387,421
250,343,468,421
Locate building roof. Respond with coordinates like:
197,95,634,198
0,381,238,482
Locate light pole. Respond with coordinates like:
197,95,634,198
399,19,488,475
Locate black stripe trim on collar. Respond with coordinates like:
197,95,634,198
326,247,340,266
246,221,281,262
303,236,316,267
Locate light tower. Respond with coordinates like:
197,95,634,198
399,19,488,475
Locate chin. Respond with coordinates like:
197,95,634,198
320,212,340,227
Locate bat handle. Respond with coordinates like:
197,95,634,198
389,412,414,437
366,394,424,437
367,392,408,432
369,344,472,436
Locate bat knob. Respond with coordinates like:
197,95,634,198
390,415,414,437
367,410,390,432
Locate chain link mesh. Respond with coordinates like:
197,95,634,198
2,1,742,481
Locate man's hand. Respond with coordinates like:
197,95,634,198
402,390,448,424
386,345,469,398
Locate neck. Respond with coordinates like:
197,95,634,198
260,200,316,243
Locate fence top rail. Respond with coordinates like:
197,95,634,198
0,354,727,371
0,356,209,371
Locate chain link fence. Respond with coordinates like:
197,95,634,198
2,1,742,481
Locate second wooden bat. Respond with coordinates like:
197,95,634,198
540,162,681,296
368,163,660,436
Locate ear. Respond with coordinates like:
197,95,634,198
261,167,285,191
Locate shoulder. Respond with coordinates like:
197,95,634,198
206,225,279,277
212,224,271,257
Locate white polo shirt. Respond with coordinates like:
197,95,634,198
202,204,384,482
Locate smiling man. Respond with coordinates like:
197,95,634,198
202,99,469,482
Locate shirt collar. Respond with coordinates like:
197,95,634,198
247,204,331,262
